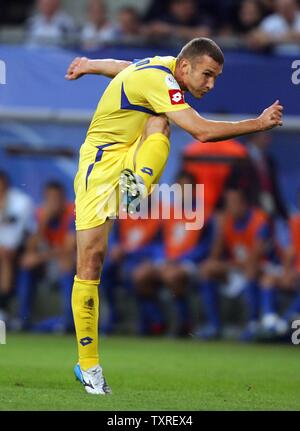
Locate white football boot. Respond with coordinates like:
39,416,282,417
119,168,147,215
74,363,112,395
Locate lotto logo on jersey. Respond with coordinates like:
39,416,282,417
169,89,185,105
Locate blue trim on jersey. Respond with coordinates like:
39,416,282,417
120,82,156,115
134,58,150,66
135,65,172,74
85,143,115,190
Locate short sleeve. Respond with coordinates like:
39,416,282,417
138,70,191,114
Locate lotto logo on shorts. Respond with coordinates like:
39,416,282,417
169,90,185,105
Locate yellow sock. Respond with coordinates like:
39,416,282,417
71,276,100,370
134,132,170,191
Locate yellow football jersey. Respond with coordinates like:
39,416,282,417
85,56,191,151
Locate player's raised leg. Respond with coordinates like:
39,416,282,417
72,220,113,395
136,115,171,188
120,116,170,214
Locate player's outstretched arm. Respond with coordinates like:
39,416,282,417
65,57,132,80
166,100,283,142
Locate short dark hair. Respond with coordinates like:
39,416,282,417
177,38,224,65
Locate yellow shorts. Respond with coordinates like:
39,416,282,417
74,138,142,231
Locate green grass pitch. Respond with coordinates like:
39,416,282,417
0,334,299,411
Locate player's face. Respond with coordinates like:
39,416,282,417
182,55,223,99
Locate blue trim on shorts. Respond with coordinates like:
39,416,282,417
85,143,115,190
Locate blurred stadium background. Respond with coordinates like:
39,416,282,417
1,0,300,344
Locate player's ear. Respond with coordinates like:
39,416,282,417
179,58,190,74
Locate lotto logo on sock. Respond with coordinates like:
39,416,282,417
0,321,6,344
80,337,93,346
169,89,185,105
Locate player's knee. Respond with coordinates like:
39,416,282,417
77,246,106,280
144,116,170,139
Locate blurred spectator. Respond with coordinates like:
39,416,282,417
80,0,115,49
26,0,76,47
112,7,144,44
16,181,75,332
196,188,272,340
182,139,249,222
247,0,300,54
1,0,34,25
0,172,34,323
258,0,275,14
131,172,214,337
143,0,234,28
143,0,170,22
234,0,264,35
145,0,212,44
246,132,288,220
258,191,300,338
200,0,245,34
158,171,214,336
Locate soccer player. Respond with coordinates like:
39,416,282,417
65,37,283,394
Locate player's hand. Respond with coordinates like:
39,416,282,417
258,100,283,131
65,57,90,80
